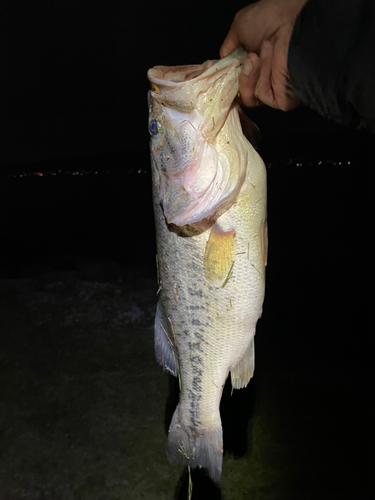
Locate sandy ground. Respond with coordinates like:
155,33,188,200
0,254,370,500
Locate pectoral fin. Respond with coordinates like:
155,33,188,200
204,221,236,284
230,337,255,389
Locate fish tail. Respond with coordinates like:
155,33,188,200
166,406,223,483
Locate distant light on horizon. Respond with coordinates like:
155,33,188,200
1,159,367,179
3,168,150,179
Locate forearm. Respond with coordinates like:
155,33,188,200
288,0,375,131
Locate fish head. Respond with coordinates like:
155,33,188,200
148,49,249,227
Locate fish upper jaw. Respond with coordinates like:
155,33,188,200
148,49,247,138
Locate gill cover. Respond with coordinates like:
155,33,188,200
148,49,251,227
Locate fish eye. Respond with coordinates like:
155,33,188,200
149,119,160,136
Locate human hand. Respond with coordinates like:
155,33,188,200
220,0,308,111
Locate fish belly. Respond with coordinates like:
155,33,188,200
153,154,267,482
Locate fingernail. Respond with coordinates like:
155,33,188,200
243,59,252,76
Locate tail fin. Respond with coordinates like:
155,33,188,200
166,405,223,483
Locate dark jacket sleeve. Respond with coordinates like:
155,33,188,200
288,0,375,132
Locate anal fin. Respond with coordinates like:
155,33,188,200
230,337,255,389
154,303,178,376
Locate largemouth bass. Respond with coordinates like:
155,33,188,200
147,49,267,483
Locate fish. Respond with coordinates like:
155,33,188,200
147,49,267,483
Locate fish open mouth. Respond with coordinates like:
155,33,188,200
149,60,217,86
148,48,247,88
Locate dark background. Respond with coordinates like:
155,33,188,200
1,0,373,164
0,1,373,498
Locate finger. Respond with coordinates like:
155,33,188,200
254,41,276,108
238,54,262,107
220,28,240,58
256,38,300,111
220,5,254,58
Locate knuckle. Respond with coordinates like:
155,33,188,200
254,82,263,101
239,92,252,108
278,99,290,112
233,10,242,24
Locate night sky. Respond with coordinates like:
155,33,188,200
1,0,373,165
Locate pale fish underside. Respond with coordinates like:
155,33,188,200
147,49,267,483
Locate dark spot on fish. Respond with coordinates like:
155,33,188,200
192,377,202,392
191,355,202,365
188,288,203,298
188,390,202,426
191,318,202,326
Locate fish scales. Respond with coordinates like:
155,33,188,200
148,49,267,483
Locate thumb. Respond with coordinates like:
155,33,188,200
220,29,240,58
